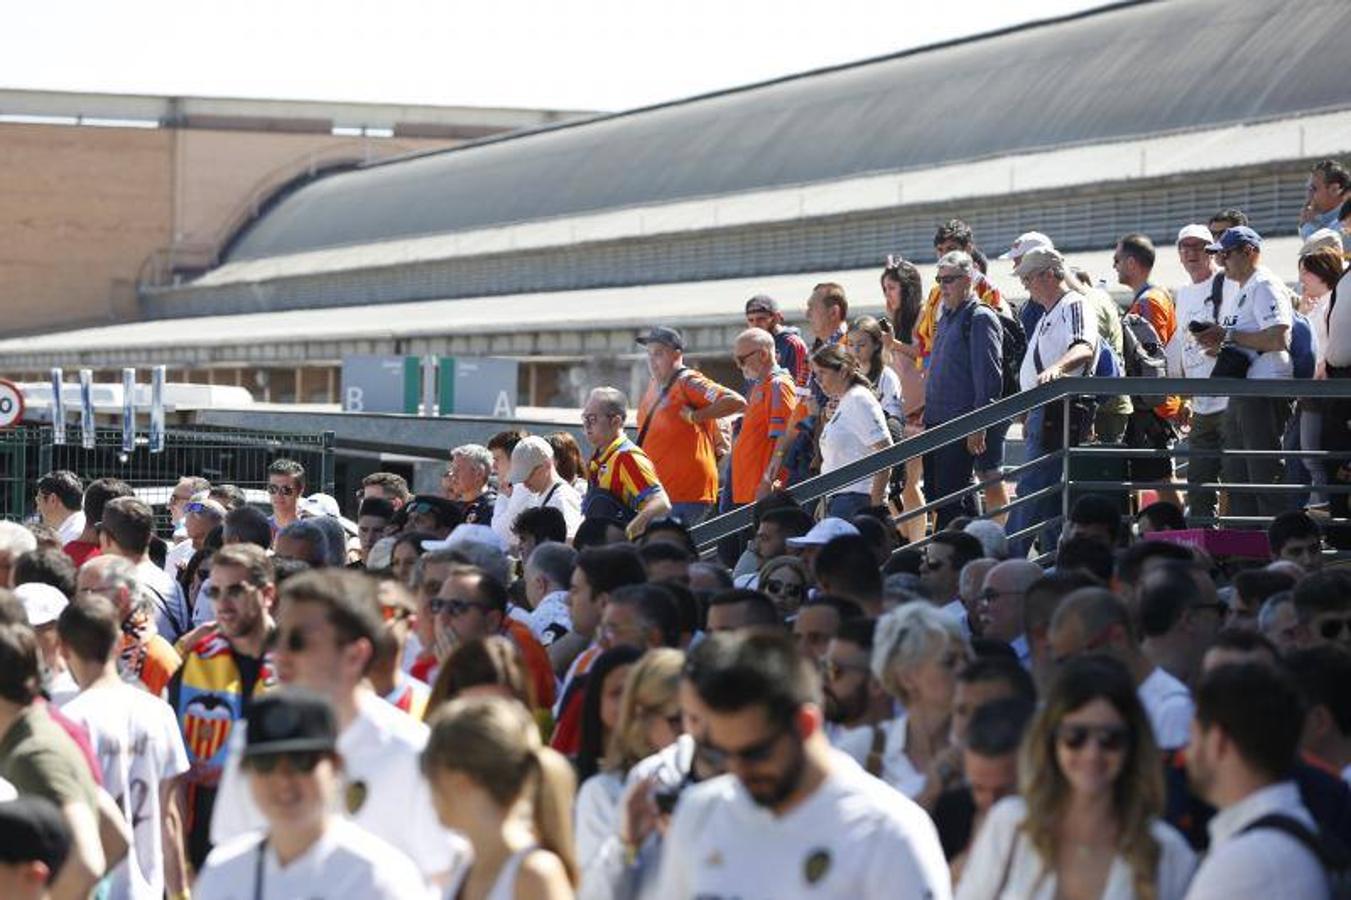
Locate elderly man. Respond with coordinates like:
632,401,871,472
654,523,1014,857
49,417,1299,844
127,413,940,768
1003,247,1099,556
979,559,1043,667
582,386,672,540
77,555,182,697
729,328,798,504
1193,226,1294,521
635,326,745,526
443,443,497,526
923,250,1004,528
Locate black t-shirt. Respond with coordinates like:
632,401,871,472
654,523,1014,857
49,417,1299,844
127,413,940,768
931,785,977,860
458,489,497,526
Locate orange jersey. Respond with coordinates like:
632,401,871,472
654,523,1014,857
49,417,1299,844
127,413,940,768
505,618,557,711
637,369,738,504
731,367,798,504
915,273,1005,360
1131,284,1182,419
140,635,182,698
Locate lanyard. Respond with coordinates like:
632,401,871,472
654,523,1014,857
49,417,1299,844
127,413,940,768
253,838,268,900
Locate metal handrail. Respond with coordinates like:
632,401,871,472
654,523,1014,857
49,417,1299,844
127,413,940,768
688,375,1351,549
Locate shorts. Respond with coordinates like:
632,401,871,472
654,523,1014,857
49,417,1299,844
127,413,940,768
973,420,1009,472
1125,409,1176,482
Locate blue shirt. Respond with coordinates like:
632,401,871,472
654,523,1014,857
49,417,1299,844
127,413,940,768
924,298,1003,425
1299,205,1342,240
1019,297,1045,340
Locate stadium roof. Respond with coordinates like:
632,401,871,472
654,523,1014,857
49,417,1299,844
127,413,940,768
227,0,1351,262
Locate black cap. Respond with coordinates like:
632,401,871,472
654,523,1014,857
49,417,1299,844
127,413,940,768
635,326,685,351
745,294,780,315
243,688,337,758
0,796,71,876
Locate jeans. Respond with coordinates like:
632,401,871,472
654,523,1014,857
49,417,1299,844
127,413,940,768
668,502,712,527
923,441,978,530
1186,410,1225,524
1006,408,1063,558
825,492,871,521
1222,395,1294,521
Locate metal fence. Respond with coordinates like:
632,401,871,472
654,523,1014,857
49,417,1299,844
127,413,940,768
0,425,335,529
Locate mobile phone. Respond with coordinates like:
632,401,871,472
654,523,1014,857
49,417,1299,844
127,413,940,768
1187,320,1211,334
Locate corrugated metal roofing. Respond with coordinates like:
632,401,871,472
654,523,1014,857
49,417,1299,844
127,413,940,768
227,0,1351,262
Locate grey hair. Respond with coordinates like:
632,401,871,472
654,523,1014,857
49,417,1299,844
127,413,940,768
277,519,331,566
82,555,154,617
1258,590,1294,633
872,602,966,702
587,387,628,420
526,541,576,589
411,548,461,589
734,328,775,353
450,444,493,482
936,250,974,275
0,522,37,559
441,540,511,588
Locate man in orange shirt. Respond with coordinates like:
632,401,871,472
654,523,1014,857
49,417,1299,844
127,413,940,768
76,555,181,698
1114,232,1185,511
635,326,746,526
730,328,798,503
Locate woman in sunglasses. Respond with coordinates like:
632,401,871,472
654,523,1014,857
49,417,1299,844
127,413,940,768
757,555,810,619
957,654,1195,900
423,695,579,899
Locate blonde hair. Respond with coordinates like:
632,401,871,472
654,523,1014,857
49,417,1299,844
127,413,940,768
423,696,578,886
1019,655,1163,900
604,648,684,773
871,602,966,704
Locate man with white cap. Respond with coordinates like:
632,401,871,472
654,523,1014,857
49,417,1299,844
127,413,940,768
16,583,79,706
1193,226,1294,522
1000,231,1054,337
508,435,583,542
784,517,859,576
1167,223,1237,524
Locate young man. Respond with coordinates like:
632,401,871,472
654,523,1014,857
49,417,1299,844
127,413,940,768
266,458,306,532
919,531,985,634
210,569,461,888
744,294,810,387
1269,510,1325,572
98,497,190,643
57,593,190,900
194,688,426,900
654,631,950,899
34,471,85,549
821,618,891,737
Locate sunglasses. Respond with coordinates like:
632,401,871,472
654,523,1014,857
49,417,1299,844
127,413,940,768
1317,615,1351,641
935,274,964,285
266,484,297,496
245,750,326,774
764,578,804,597
703,726,789,766
205,582,255,602
429,597,490,617
1056,723,1130,753
185,501,220,517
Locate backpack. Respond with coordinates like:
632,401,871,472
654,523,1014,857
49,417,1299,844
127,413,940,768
963,299,1026,399
1239,813,1351,900
1292,311,1317,379
1120,293,1169,407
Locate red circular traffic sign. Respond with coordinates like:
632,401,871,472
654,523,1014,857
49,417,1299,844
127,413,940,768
0,380,25,428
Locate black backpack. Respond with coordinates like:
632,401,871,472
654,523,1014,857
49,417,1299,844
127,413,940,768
1240,813,1351,900
963,300,1026,399
1120,292,1170,407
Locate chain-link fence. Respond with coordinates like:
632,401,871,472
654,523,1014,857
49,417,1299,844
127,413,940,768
0,425,334,530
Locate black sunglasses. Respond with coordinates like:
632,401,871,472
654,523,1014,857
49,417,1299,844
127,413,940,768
764,578,804,597
703,726,790,766
935,274,964,285
266,484,297,497
245,750,326,774
1056,723,1129,752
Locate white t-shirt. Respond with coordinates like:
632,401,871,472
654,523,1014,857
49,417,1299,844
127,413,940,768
492,486,535,553
875,366,904,419
575,770,625,872
211,689,466,883
136,559,191,643
1019,291,1097,392
653,750,950,900
1137,667,1194,751
1167,274,1238,415
524,589,572,648
194,816,430,900
819,385,891,496
1222,266,1293,380
529,475,585,541
62,681,191,900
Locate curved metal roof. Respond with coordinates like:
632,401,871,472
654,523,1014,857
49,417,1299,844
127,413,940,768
228,0,1351,262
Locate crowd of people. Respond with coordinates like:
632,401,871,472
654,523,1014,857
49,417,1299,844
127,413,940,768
0,158,1350,899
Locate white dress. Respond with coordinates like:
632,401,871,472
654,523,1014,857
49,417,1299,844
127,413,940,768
445,846,541,900
956,797,1196,900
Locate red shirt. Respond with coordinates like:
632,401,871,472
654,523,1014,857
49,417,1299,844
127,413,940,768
63,540,101,567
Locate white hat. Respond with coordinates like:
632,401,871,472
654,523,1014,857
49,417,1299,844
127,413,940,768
298,493,340,518
998,231,1053,260
1176,223,1213,245
1300,227,1344,257
785,518,860,549
507,436,554,485
16,583,68,627
422,522,507,554
963,519,1008,560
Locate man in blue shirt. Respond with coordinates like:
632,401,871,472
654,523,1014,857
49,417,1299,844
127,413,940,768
923,251,1004,528
1298,159,1349,240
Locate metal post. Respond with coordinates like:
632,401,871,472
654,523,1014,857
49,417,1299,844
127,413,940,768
1061,395,1072,529
320,431,336,496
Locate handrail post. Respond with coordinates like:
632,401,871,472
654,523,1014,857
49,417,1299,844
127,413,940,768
1061,394,1072,532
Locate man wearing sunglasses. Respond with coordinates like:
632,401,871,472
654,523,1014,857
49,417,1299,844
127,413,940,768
1292,571,1351,652
265,459,306,534
194,688,425,900
654,631,949,899
211,569,461,890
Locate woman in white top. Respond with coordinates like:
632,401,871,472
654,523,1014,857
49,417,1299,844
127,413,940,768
957,654,1195,900
424,696,578,900
882,257,929,543
839,602,972,806
1297,246,1346,508
811,342,894,521
574,648,682,875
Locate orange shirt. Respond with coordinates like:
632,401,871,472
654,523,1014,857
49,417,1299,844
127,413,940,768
731,367,798,504
505,618,557,711
1131,284,1182,419
637,369,737,504
140,635,182,698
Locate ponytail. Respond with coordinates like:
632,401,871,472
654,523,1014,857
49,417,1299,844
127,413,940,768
530,747,579,887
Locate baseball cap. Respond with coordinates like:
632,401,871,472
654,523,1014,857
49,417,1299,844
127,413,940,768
998,231,1053,260
1013,246,1065,278
785,518,860,549
507,436,555,485
745,294,780,316
422,522,507,554
243,688,337,759
1206,226,1263,253
1176,223,1213,245
16,583,68,628
1300,227,1344,257
635,326,685,351
0,795,71,877
298,492,341,519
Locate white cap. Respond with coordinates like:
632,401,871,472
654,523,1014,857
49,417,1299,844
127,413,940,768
422,522,507,554
1176,223,1213,245
16,583,68,627
998,231,1053,260
1300,227,1344,257
507,436,554,485
298,493,340,518
963,519,1008,560
785,518,860,549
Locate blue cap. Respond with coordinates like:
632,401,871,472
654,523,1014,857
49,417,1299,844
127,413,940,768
1205,226,1262,253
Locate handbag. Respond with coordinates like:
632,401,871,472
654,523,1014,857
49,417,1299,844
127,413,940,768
1210,345,1251,379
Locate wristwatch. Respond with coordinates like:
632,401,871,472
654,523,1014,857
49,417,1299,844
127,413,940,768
1223,326,1236,346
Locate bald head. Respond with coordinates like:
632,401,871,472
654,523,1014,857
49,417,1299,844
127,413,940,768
978,559,1042,643
733,328,777,380
1048,587,1133,665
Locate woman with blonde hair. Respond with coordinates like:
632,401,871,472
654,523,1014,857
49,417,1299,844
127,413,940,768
957,654,1195,900
757,555,810,619
423,695,578,899
839,601,971,805
573,648,684,875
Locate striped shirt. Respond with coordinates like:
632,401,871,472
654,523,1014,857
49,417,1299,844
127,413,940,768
587,434,663,514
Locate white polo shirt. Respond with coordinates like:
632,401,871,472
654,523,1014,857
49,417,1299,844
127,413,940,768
1019,291,1097,392
1167,274,1239,415
1137,666,1194,751
1222,266,1293,380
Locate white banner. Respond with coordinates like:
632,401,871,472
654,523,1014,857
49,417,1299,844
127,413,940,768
121,368,135,455
50,368,65,445
79,369,95,449
149,366,165,453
